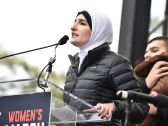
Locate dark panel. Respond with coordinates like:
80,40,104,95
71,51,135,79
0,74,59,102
118,0,151,67
163,0,168,36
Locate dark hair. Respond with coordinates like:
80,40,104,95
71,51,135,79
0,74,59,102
148,36,168,48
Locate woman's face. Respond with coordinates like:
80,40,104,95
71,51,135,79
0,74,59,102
70,14,91,47
144,40,168,61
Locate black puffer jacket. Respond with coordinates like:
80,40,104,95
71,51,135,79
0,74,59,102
64,43,148,125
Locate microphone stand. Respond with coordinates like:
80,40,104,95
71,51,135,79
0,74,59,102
0,43,57,60
36,35,69,92
0,78,37,84
41,57,55,87
0,35,69,92
124,100,132,126
0,35,69,60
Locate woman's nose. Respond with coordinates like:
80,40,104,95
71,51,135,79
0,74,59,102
71,23,77,31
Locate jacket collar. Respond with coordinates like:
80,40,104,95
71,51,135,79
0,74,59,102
68,43,110,72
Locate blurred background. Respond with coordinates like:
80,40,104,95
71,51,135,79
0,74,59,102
0,0,167,96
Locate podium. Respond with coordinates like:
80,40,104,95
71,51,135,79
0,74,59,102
50,105,112,126
0,78,112,126
0,91,51,126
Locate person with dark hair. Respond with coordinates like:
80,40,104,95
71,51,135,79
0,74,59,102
134,36,168,126
63,10,149,126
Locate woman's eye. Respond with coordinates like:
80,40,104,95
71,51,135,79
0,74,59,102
81,23,86,25
80,22,87,25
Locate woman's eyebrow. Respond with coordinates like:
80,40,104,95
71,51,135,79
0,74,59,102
75,18,88,23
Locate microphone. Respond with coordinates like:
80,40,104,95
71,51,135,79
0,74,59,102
118,90,168,108
41,35,69,87
56,35,69,46
117,90,158,105
0,35,69,60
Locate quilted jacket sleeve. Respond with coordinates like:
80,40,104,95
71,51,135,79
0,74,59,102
109,55,149,124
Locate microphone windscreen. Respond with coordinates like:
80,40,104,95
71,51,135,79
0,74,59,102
58,35,69,45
